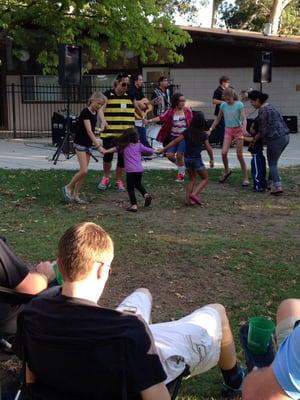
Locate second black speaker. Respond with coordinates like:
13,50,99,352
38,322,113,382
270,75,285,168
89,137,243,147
58,44,82,86
253,51,272,83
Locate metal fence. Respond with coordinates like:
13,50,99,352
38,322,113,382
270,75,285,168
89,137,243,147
3,83,179,139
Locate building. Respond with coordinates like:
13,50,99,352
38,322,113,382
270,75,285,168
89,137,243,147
1,26,300,136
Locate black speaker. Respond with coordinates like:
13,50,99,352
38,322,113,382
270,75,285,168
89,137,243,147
58,44,81,86
282,116,298,133
253,51,272,83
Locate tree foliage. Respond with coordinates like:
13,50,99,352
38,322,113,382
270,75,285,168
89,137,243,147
219,0,300,34
0,0,193,73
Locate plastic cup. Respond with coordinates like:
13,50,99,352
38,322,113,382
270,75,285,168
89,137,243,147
247,316,275,355
53,262,63,285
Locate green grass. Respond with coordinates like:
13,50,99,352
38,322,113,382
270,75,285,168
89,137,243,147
0,167,300,399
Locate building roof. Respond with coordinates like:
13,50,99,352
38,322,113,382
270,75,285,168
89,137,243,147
180,25,300,50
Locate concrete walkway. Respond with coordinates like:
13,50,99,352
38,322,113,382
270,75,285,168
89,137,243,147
0,134,299,170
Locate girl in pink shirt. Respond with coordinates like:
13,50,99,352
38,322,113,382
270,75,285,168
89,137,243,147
102,128,154,212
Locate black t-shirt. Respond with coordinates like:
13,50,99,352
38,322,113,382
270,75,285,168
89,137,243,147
128,85,145,101
213,86,224,116
15,289,166,399
74,107,97,147
183,128,208,158
0,238,29,334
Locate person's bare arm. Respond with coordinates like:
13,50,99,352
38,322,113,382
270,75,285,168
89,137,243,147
208,110,223,134
144,116,161,125
83,119,104,152
26,364,36,383
241,108,247,131
102,146,117,155
243,366,290,400
98,107,108,131
15,272,48,295
141,382,171,400
155,135,184,154
204,139,214,167
212,98,224,106
134,99,146,119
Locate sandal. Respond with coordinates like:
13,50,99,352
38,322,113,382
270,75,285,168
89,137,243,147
189,193,204,207
219,170,232,183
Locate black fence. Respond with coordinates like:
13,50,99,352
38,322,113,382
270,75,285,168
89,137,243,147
2,83,179,139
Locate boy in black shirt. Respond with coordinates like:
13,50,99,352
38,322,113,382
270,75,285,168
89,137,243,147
15,223,169,400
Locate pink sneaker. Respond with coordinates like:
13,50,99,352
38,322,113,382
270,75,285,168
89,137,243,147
175,173,185,182
97,176,110,190
115,179,126,192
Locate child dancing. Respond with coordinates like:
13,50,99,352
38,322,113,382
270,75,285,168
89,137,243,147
63,92,106,204
244,119,267,192
156,111,214,206
208,88,249,186
102,128,154,212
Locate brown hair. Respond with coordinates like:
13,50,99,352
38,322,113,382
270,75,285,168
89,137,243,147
58,222,113,282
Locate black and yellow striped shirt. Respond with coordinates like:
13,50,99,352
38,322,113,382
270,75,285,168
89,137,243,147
103,90,135,138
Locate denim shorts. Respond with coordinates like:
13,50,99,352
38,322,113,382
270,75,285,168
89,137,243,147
74,143,93,154
168,137,186,154
185,156,205,171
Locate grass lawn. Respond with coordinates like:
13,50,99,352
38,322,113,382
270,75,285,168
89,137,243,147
0,166,300,399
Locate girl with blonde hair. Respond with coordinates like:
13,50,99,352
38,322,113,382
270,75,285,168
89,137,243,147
62,92,107,204
208,87,249,186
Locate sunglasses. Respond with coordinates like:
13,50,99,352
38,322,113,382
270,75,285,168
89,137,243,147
121,82,130,87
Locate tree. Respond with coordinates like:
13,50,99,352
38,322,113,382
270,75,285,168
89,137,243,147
219,0,300,34
0,0,193,73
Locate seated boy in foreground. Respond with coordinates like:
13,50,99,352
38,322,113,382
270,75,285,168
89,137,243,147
15,222,244,399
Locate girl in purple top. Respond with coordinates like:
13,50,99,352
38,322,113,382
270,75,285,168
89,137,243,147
102,128,154,212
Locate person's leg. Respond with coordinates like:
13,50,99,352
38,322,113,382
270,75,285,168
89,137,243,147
176,151,185,178
126,173,137,209
73,153,91,198
192,168,208,197
134,172,147,197
98,138,113,190
276,299,300,345
266,135,289,192
235,138,249,183
220,135,232,179
115,152,126,191
166,152,176,164
185,168,196,205
66,150,89,197
209,304,244,393
116,288,152,323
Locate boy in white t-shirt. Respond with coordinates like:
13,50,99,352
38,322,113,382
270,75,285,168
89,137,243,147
117,289,244,400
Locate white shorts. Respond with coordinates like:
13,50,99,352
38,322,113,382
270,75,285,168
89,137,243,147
117,291,223,384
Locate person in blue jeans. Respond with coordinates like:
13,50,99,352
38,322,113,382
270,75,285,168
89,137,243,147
243,119,267,192
156,111,214,206
243,298,300,400
248,91,290,195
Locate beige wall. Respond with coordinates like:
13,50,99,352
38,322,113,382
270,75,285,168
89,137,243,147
170,67,300,130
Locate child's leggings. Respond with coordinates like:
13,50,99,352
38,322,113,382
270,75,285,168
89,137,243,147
126,172,147,205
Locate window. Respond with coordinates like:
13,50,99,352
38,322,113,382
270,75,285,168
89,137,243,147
22,76,60,102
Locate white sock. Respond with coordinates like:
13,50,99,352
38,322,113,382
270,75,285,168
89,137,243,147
178,166,185,175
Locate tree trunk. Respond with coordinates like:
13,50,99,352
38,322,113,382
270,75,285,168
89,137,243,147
211,0,220,28
269,0,293,34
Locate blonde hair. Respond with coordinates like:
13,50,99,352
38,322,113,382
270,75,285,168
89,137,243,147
88,91,106,106
58,222,113,282
223,87,239,101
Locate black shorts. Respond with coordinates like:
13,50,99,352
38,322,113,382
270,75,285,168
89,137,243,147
102,137,124,168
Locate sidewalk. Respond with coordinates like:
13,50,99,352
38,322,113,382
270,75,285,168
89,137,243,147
0,134,299,170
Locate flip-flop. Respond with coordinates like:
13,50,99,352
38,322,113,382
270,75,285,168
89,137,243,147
189,193,203,207
219,170,232,183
